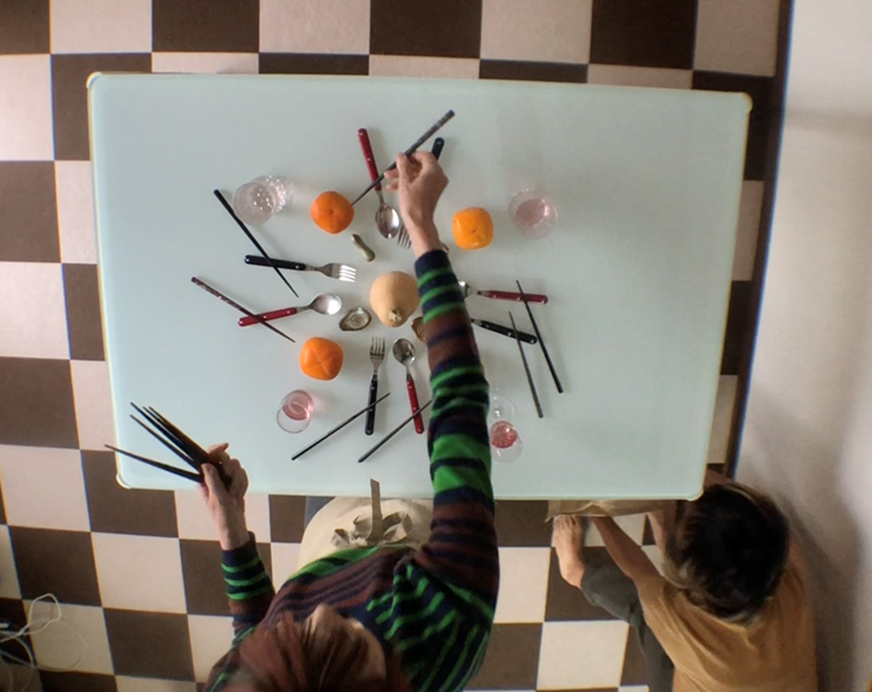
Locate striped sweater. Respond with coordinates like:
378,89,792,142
207,250,498,692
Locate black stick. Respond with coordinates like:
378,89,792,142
510,312,543,418
516,280,563,393
191,277,296,344
106,445,202,483
291,392,392,461
351,110,454,205
213,189,299,298
358,400,433,463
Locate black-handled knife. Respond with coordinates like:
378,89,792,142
472,318,538,344
245,255,307,271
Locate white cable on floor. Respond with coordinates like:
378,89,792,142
0,594,88,692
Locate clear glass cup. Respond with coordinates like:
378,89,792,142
277,390,313,433
488,393,523,462
508,189,558,239
233,176,292,225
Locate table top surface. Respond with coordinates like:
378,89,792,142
88,74,748,499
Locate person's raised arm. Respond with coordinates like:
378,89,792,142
385,153,499,610
593,516,660,585
200,445,274,639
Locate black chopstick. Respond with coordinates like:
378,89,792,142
292,392,392,461
516,280,563,393
213,189,299,298
130,412,200,471
106,444,202,484
510,312,543,418
192,277,296,343
358,400,433,463
351,110,455,205
143,405,211,465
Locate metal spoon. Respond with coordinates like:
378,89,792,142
237,293,342,326
393,338,425,434
358,129,401,240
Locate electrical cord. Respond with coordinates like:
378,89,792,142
0,594,87,692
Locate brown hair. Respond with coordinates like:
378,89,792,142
663,484,790,621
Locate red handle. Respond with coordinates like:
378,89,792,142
478,289,549,304
406,372,425,434
357,128,381,192
238,306,299,327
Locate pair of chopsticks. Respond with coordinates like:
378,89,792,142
292,392,391,460
351,110,455,205
358,400,433,463
213,189,299,298
106,403,229,487
510,281,564,418
192,277,296,343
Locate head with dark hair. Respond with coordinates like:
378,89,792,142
663,484,790,621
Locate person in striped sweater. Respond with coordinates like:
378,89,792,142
198,151,498,692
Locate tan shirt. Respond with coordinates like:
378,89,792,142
637,546,818,692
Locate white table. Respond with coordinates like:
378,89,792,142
88,75,748,500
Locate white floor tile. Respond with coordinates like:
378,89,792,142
369,56,479,79
495,547,551,623
0,262,69,359
92,533,186,613
152,53,259,74
481,0,592,64
587,65,693,89
0,445,90,531
116,677,197,692
695,0,780,77
51,0,152,54
537,620,629,689
55,161,97,265
260,0,370,54
707,376,738,467
187,614,234,682
0,525,22,598
0,56,53,161
734,181,765,281
71,360,116,451
28,600,113,674
270,542,301,585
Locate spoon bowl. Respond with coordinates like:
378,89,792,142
376,202,402,240
311,293,343,316
392,337,416,367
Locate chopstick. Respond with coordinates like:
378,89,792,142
351,110,455,205
213,189,299,298
105,444,202,484
191,277,296,343
509,311,543,418
358,400,433,463
516,280,563,393
292,392,392,461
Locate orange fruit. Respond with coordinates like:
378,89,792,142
452,207,494,250
299,337,344,380
310,191,354,234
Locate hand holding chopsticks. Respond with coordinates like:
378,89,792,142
107,403,230,488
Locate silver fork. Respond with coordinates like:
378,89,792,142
365,337,385,435
397,221,411,250
244,255,356,282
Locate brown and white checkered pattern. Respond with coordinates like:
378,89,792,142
0,0,787,689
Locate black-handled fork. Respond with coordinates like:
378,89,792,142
365,337,386,435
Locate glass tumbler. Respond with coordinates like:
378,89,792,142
488,393,523,462
277,390,313,433
509,189,558,239
233,176,292,225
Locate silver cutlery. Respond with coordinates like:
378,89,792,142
365,337,386,435
244,255,356,282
